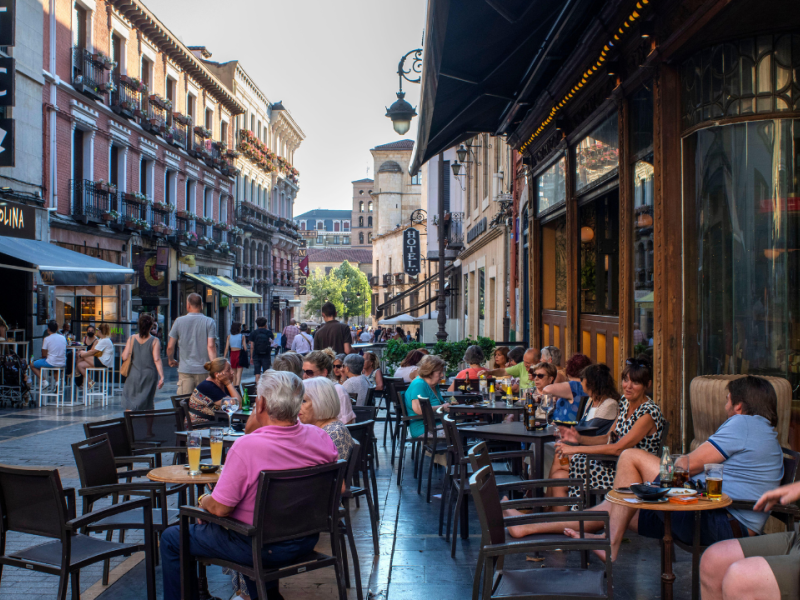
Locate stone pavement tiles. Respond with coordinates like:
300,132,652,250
0,373,701,600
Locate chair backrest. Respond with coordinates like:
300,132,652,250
353,406,378,423
252,460,346,545
348,392,358,402
781,447,800,486
170,394,191,412
389,380,410,414
346,420,375,464
441,415,466,466
468,466,506,547
83,417,133,457
71,434,120,489
343,440,361,493
418,398,439,440
179,399,193,431
467,440,491,472
397,390,412,419
364,387,376,407
0,464,68,539
241,382,257,399
125,408,183,448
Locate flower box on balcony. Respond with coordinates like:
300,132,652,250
194,126,212,139
148,94,172,111
152,224,167,236
124,192,148,205
94,180,116,193
176,210,194,220
120,75,147,94
173,113,192,126
98,81,116,93
101,210,120,222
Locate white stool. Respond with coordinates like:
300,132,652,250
83,367,108,406
38,367,64,407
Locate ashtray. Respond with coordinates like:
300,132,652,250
630,483,670,501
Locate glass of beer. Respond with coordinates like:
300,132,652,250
672,454,690,488
210,427,224,466
705,464,723,500
187,431,202,476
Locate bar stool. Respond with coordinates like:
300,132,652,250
38,367,64,407
83,367,108,406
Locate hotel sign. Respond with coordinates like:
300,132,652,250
403,227,421,276
0,199,33,239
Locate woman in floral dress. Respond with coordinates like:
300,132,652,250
556,357,664,505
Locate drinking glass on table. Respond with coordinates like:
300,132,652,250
541,395,555,426
554,427,570,467
210,427,224,466
187,431,202,476
672,454,689,488
705,463,723,500
221,396,240,435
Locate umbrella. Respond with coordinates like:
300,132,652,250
378,314,417,325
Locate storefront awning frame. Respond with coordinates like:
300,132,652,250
183,273,263,305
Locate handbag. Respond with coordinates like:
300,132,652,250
120,339,133,378
239,338,250,369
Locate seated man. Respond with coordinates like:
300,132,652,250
699,480,800,600
341,353,369,405
504,375,784,562
486,347,540,392
160,370,339,600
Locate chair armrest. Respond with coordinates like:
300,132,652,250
179,506,256,537
584,454,619,463
496,478,585,492
729,500,800,517
66,497,152,530
486,450,532,461
401,415,423,423
78,482,167,497
63,487,76,520
503,510,608,529
501,496,580,511
116,469,154,480
115,455,155,468
483,535,610,558
134,446,190,455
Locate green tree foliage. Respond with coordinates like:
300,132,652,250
304,262,371,322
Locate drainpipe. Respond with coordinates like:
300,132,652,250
48,0,57,213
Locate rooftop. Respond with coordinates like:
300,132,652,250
352,178,374,184
294,209,352,221
308,247,373,264
372,139,415,151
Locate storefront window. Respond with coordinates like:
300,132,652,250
579,193,619,315
537,157,566,215
630,86,654,155
690,119,800,384
541,216,567,310
575,113,619,193
56,285,122,341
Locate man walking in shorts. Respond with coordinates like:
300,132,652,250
167,293,217,395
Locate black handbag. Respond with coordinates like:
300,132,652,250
239,339,250,369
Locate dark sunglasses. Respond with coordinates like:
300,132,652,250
532,373,548,379
333,364,343,368
303,369,316,377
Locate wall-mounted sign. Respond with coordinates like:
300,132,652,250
198,265,218,275
0,199,33,239
467,217,487,243
0,0,14,47
0,118,14,167
403,227,421,276
0,57,15,107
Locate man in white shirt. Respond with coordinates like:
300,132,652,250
31,320,67,382
359,328,373,343
290,323,314,354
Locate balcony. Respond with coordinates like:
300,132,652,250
142,97,168,137
383,274,391,287
148,202,175,236
445,212,465,251
72,47,110,101
169,114,191,150
71,179,118,224
111,74,143,120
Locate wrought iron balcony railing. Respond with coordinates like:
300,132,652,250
111,74,142,120
72,47,108,100
71,179,116,223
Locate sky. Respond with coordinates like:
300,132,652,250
141,0,428,216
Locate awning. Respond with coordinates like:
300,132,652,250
183,273,262,305
410,0,598,174
0,236,134,285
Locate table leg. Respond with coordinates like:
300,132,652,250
190,483,221,600
692,511,701,600
661,512,675,600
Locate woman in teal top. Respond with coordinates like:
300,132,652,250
404,355,447,438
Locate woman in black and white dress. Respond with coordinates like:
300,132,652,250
555,357,663,505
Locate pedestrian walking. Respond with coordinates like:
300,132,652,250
282,318,300,351
313,302,353,354
121,313,164,410
248,316,274,384
167,293,217,395
290,322,314,354
224,322,246,386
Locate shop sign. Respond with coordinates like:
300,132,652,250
0,199,33,239
198,265,218,275
403,227,421,276
299,255,309,276
132,249,166,298
0,57,15,107
0,1,14,47
467,217,487,243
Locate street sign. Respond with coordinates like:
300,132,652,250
0,57,14,106
403,227,421,276
0,0,14,47
0,118,14,166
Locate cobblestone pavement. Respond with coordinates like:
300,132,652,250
0,367,700,600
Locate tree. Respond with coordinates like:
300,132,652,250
334,261,372,322
304,267,346,320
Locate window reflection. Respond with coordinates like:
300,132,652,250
537,157,566,215
633,156,654,351
541,216,567,311
575,113,619,192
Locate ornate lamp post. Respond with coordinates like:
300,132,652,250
385,49,422,135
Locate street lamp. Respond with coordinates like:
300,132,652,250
385,49,422,135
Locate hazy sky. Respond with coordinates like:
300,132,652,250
142,0,427,216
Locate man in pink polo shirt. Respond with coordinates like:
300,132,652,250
160,370,339,600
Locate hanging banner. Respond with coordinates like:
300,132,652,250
299,254,309,276
403,227,421,276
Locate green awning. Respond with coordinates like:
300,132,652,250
184,273,262,305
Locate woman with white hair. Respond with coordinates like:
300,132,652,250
299,376,354,460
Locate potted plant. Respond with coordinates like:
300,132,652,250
194,126,212,139
94,179,116,193
101,209,120,223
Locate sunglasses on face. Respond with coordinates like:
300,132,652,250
303,369,316,377
533,373,548,379
334,364,342,368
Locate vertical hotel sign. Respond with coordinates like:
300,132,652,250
403,227,421,276
0,0,14,167
0,200,33,239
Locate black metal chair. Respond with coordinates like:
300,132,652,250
396,389,428,486
339,439,365,600
346,420,380,551
71,434,187,584
179,461,348,600
380,376,405,450
363,387,376,407
387,379,409,465
124,408,188,467
170,394,192,429
469,465,613,600
416,398,449,502
83,417,154,470
0,464,156,600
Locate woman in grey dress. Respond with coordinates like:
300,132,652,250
121,313,164,410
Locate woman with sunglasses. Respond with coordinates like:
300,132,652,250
302,350,355,424
333,353,347,384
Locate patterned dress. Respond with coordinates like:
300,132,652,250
568,397,664,504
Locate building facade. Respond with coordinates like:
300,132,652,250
351,178,373,247
44,0,246,344
294,209,352,248
295,247,372,323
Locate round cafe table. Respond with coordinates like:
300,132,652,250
147,465,221,600
606,489,731,600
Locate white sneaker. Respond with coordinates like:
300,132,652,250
41,380,50,389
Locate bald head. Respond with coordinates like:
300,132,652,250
523,348,540,369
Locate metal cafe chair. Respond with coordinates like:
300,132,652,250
0,464,156,600
71,434,186,584
179,461,348,600
346,420,380,548
339,439,365,600
124,408,188,467
469,465,613,600
83,417,155,471
416,398,449,502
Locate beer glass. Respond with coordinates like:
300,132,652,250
210,427,224,466
672,454,690,488
705,464,723,500
187,431,202,476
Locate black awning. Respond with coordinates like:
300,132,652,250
0,237,134,285
411,0,601,174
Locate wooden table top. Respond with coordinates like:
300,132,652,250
606,489,731,511
146,464,221,485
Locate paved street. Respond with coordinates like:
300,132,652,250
0,368,698,600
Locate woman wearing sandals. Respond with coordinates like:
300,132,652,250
121,314,165,411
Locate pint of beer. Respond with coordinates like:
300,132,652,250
705,464,723,500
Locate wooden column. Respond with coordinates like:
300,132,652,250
530,207,542,349
653,64,683,450
617,97,633,376
564,148,579,358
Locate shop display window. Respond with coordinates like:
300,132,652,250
541,216,568,311
536,157,566,215
575,113,619,193
578,193,619,315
